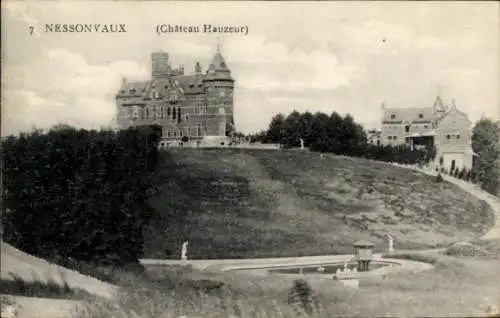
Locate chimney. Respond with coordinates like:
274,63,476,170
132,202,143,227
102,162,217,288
195,61,202,75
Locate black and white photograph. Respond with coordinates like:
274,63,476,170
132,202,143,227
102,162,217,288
1,1,499,317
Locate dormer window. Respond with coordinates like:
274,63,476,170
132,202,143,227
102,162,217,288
220,62,226,68
418,113,423,118
390,114,396,119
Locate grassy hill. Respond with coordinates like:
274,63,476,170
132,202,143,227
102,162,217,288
143,148,494,259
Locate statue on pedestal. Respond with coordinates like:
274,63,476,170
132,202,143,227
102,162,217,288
181,241,189,260
386,234,394,253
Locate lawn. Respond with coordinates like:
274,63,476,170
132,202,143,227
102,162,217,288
143,148,494,259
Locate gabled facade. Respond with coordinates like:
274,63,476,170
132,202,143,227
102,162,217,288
380,95,476,170
115,46,235,147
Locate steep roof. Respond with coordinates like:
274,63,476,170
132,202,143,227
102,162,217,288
436,100,471,125
211,51,230,72
118,81,151,98
382,107,435,122
433,95,447,112
173,74,205,94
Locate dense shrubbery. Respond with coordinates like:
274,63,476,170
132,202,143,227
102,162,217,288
257,110,436,165
471,118,500,196
2,124,162,267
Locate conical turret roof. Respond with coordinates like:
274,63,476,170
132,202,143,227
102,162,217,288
433,95,446,112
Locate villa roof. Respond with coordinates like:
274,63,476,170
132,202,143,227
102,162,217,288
382,107,435,122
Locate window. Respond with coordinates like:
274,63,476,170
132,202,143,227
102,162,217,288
219,107,225,115
388,136,393,140
177,107,182,124
446,135,451,139
219,91,226,97
197,123,202,137
220,123,226,136
393,136,397,140
167,107,171,117
405,125,410,133
424,125,428,129
390,114,396,119
418,113,423,118
456,134,460,139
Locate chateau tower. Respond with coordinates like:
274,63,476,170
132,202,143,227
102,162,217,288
151,51,171,80
203,45,235,136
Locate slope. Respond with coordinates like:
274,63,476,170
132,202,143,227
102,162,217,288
143,148,494,259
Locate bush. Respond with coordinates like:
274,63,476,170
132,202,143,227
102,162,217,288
436,173,444,183
288,279,318,316
2,125,161,267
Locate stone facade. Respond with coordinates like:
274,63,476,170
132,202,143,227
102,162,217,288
380,95,476,170
115,46,235,146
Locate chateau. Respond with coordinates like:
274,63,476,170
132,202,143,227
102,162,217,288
374,95,476,170
115,46,235,147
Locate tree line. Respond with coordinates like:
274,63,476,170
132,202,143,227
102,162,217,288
1,124,162,267
250,111,499,195
250,110,437,165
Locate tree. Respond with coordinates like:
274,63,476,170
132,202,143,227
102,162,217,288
266,113,286,144
308,112,330,152
282,111,302,148
472,118,500,195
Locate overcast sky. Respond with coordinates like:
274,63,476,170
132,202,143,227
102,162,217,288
2,1,499,135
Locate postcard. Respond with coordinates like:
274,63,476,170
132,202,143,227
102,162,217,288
2,1,499,318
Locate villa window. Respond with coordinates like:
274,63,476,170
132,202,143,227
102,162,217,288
388,136,393,140
405,125,410,133
390,114,396,119
393,136,397,140
446,135,451,139
456,134,460,139
197,123,202,137
418,113,423,118
167,107,171,117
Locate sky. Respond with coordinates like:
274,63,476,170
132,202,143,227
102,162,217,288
2,1,499,136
